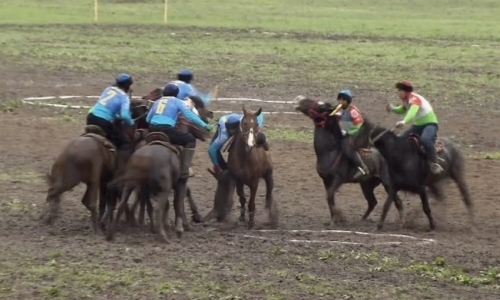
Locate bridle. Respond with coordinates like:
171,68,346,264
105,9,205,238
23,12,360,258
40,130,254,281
308,100,331,127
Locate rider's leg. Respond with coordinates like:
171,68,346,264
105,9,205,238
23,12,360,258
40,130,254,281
420,124,443,174
341,136,369,179
164,127,197,178
86,114,114,138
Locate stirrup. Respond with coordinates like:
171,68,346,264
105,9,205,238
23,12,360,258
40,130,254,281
188,167,195,177
353,167,367,179
430,163,443,174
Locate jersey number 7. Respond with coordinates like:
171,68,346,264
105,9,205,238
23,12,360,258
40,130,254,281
99,89,117,106
155,98,169,114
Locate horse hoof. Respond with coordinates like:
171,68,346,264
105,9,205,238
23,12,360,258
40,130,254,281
247,221,255,229
362,218,374,223
105,233,114,241
192,213,203,224
376,224,384,231
239,216,246,223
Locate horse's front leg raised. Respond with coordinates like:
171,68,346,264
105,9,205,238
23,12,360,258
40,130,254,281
247,179,260,229
236,182,246,222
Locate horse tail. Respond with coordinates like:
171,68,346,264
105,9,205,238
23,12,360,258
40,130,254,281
446,140,473,205
45,172,54,187
147,160,169,197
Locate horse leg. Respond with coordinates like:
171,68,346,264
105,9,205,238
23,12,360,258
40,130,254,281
81,182,100,233
236,182,246,222
153,189,170,243
360,180,379,221
161,196,170,234
146,192,156,233
247,180,260,229
186,186,202,223
450,169,475,227
419,187,435,231
322,176,343,227
173,179,188,238
381,183,405,228
263,169,278,229
106,184,134,241
377,186,397,230
138,188,147,226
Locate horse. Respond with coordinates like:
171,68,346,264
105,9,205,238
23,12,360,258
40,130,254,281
218,104,277,229
294,96,404,226
125,88,214,227
366,120,474,231
41,101,148,233
105,131,193,242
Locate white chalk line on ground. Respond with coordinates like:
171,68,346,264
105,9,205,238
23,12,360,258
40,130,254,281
21,95,300,114
240,229,436,246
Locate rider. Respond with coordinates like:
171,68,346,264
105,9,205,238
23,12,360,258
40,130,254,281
386,80,443,174
171,69,211,102
208,112,265,174
335,89,370,180
86,73,135,152
146,82,214,178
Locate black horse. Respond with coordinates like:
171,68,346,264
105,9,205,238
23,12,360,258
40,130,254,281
365,121,474,231
294,96,404,226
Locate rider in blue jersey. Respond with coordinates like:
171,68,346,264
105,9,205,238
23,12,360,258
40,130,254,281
87,73,135,151
147,83,214,178
171,69,211,103
207,112,266,174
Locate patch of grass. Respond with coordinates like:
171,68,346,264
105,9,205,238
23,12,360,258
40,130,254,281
0,99,23,113
407,257,500,287
0,0,499,108
0,171,43,184
483,152,500,160
266,128,312,143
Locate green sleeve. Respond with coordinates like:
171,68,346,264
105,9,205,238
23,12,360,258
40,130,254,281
392,105,406,114
347,123,362,135
403,105,419,123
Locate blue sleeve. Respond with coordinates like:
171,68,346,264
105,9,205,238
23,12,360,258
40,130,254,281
119,95,134,126
177,100,207,128
189,84,211,103
208,141,223,166
146,102,156,123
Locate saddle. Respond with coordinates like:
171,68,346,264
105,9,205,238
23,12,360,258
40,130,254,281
144,132,181,156
82,125,116,152
357,148,373,160
408,133,445,154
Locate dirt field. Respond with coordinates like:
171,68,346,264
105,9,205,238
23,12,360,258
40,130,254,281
1,42,500,299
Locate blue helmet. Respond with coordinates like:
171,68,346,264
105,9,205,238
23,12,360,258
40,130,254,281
256,113,265,127
163,82,179,97
337,89,353,103
177,69,193,83
115,73,133,87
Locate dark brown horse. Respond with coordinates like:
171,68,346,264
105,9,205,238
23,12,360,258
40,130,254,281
366,121,474,231
222,105,277,229
41,101,148,232
126,88,214,227
106,132,192,242
294,96,404,226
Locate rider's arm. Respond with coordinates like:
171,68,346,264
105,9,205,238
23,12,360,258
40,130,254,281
392,105,406,114
208,140,224,166
119,96,135,126
403,104,419,123
188,84,211,103
177,100,209,128
146,101,157,123
346,108,363,135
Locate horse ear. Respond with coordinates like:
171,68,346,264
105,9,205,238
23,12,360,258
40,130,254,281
255,107,262,116
242,104,247,114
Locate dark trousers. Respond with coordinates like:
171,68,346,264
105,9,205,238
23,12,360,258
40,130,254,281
402,124,439,161
86,114,131,150
149,125,196,148
341,135,365,168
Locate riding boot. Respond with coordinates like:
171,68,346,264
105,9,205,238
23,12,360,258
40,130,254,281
180,148,196,179
426,148,443,175
351,151,370,180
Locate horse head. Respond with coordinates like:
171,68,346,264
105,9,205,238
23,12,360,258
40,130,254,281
238,104,262,152
141,87,162,101
294,95,344,143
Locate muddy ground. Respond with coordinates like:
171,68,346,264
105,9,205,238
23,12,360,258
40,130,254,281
1,53,500,300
